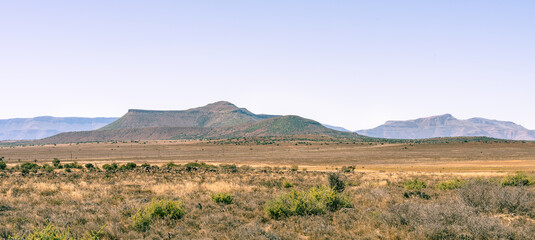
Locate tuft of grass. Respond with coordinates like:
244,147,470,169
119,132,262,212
282,181,293,188
211,193,234,204
501,172,534,186
264,185,352,219
435,178,466,190
404,179,427,190
131,199,186,231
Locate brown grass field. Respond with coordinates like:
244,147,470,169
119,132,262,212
1,139,535,172
1,139,535,239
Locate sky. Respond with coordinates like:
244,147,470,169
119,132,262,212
1,1,534,131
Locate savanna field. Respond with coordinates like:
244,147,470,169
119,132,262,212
1,139,535,239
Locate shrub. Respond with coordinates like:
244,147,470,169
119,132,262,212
0,161,6,170
52,158,61,167
211,193,233,204
458,180,534,215
501,172,534,186
10,222,73,240
290,165,299,171
328,173,346,193
102,163,118,171
85,163,95,170
220,164,238,173
283,181,293,188
404,179,427,190
63,162,83,169
166,162,179,168
436,178,466,190
132,199,186,231
264,185,352,219
120,162,137,170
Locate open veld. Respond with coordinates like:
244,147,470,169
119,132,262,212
1,139,535,239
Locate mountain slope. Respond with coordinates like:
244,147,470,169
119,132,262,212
0,116,118,140
357,114,535,140
39,115,365,143
101,101,278,130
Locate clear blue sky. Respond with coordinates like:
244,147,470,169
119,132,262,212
1,1,534,130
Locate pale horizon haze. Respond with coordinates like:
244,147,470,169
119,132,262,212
1,1,534,131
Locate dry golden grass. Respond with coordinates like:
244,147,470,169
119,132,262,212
1,140,535,173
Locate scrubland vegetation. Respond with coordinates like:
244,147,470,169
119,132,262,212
0,159,534,239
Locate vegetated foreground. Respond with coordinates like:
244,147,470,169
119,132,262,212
0,163,534,239
1,139,535,239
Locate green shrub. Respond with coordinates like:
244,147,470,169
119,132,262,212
132,199,185,231
102,163,118,171
63,162,83,169
0,161,6,170
21,162,40,170
264,185,352,219
290,165,299,171
10,222,104,240
119,162,137,170
404,179,427,190
52,158,61,167
211,193,233,204
436,178,466,190
84,163,95,170
220,164,237,173
283,181,293,188
328,173,346,193
501,172,534,186
10,223,73,240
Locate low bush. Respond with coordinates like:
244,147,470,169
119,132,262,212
383,201,522,239
63,162,83,169
458,180,534,215
10,222,103,240
119,162,137,170
435,178,466,190
328,173,346,193
211,193,233,204
264,185,352,219
501,172,534,186
283,181,293,188
102,163,118,171
131,199,186,231
84,163,95,170
290,165,299,171
0,161,6,170
403,179,426,190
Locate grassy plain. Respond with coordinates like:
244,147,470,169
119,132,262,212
1,139,535,172
1,139,535,239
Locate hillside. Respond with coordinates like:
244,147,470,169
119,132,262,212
357,114,535,140
0,116,118,140
101,101,278,130
39,115,366,144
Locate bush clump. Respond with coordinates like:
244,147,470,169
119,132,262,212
211,193,234,204
436,178,466,190
328,173,346,193
501,172,534,186
404,179,427,190
0,157,6,170
132,199,186,231
264,185,352,219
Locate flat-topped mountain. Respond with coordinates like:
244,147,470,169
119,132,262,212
100,101,278,130
357,114,535,140
38,102,364,143
0,116,118,140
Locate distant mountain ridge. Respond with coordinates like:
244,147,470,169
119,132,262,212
101,101,279,130
357,114,535,140
0,116,118,140
38,102,365,143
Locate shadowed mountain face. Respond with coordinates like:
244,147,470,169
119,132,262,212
357,114,535,140
38,102,365,143
0,117,118,140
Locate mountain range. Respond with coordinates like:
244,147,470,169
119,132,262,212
1,102,533,143
357,114,535,140
0,117,118,141
37,101,363,144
